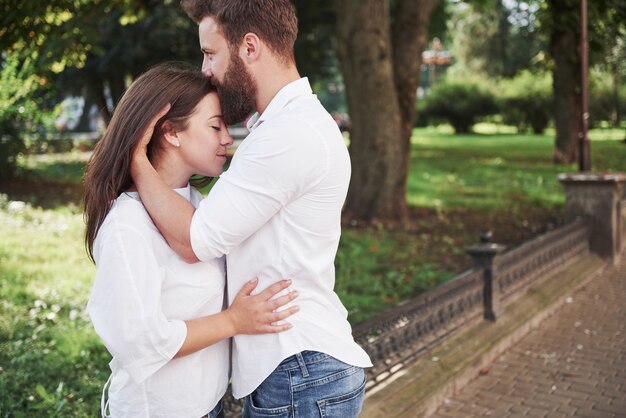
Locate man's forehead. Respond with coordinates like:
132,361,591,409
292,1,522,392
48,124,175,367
199,16,221,38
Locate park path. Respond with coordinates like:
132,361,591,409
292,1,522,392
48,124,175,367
431,251,626,418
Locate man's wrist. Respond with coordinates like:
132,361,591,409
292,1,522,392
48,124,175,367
131,152,151,179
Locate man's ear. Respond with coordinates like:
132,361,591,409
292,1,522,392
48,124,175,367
241,33,261,62
161,120,181,148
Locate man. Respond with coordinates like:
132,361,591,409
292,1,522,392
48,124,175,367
130,0,372,416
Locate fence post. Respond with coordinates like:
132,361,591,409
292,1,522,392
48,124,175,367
558,173,626,264
466,233,506,321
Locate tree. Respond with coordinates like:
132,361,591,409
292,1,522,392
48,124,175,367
334,0,442,223
544,0,582,164
450,1,546,79
542,0,626,164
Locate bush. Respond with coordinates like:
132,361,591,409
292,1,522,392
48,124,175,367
418,81,498,133
588,70,626,128
498,71,553,134
0,113,27,179
0,54,49,179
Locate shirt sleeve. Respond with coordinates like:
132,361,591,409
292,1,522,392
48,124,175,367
87,221,187,384
190,119,328,261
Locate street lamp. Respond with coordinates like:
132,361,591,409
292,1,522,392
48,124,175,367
579,0,591,171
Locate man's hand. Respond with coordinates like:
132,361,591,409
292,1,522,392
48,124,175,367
226,278,299,335
129,102,197,262
133,103,171,160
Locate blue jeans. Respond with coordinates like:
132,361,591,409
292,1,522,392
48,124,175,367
201,400,224,418
243,351,366,417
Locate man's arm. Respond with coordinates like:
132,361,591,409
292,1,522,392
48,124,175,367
132,155,198,262
130,105,199,263
133,108,323,263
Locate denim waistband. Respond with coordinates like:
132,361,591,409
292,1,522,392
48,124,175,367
274,350,332,372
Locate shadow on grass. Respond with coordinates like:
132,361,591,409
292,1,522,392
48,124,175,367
0,176,84,209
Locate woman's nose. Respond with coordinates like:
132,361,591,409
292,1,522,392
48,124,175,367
222,131,233,146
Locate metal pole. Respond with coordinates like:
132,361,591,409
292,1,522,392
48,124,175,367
580,0,591,171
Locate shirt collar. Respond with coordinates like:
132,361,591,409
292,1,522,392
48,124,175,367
123,184,191,202
246,77,312,131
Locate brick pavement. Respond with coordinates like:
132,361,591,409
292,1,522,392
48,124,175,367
431,253,626,418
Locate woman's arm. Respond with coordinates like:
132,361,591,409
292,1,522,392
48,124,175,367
175,278,299,358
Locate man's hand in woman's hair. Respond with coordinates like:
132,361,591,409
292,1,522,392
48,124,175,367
134,103,171,159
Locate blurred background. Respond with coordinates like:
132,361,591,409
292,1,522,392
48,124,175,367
1,0,625,415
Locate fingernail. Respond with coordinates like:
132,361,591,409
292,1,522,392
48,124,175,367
284,279,292,285
290,291,299,297
250,277,258,283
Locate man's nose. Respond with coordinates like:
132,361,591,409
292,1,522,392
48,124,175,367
202,58,213,77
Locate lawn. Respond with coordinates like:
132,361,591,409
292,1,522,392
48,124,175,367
0,127,624,416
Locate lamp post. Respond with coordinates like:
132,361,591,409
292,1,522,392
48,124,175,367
579,0,591,171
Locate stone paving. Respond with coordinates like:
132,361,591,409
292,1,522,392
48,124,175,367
431,252,626,418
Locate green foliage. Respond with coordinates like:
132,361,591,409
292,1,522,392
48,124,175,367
588,69,626,128
0,53,47,179
419,81,498,133
498,70,553,134
449,1,546,78
336,229,453,324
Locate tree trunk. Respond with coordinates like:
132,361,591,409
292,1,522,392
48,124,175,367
392,0,440,217
335,0,440,223
548,0,582,165
335,0,405,222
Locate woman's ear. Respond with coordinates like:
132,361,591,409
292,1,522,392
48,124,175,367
161,121,181,148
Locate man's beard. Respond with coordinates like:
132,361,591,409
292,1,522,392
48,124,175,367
213,52,257,125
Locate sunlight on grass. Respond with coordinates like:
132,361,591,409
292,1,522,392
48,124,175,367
406,127,626,210
0,196,105,416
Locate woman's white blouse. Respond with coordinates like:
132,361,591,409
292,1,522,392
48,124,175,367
87,185,228,418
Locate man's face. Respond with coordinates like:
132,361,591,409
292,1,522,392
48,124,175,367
199,16,257,125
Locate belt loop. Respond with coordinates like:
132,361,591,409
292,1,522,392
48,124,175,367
295,352,309,377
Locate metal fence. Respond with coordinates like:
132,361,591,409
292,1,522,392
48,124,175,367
353,218,590,391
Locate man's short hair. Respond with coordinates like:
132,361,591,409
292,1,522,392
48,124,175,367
181,0,298,63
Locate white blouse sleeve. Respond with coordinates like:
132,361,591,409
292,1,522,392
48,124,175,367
87,220,187,384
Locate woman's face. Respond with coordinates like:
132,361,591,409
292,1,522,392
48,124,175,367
177,92,233,177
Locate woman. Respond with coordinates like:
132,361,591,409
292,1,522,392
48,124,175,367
84,62,299,418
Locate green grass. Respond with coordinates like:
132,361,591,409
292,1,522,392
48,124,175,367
1,127,625,415
0,198,107,417
407,126,625,210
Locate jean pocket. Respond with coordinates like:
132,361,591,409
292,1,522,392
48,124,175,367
244,394,292,418
316,372,366,418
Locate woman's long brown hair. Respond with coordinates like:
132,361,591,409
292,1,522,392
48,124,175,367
84,62,215,262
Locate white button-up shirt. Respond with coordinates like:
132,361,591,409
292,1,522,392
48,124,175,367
88,186,229,417
190,77,372,399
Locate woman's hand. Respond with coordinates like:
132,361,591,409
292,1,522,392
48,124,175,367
176,278,299,358
226,278,299,335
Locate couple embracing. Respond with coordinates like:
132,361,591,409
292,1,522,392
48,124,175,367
84,0,372,417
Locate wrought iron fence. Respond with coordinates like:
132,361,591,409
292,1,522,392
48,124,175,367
497,218,590,302
353,218,590,390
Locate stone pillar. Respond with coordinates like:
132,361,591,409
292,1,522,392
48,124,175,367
466,235,507,321
558,173,626,263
